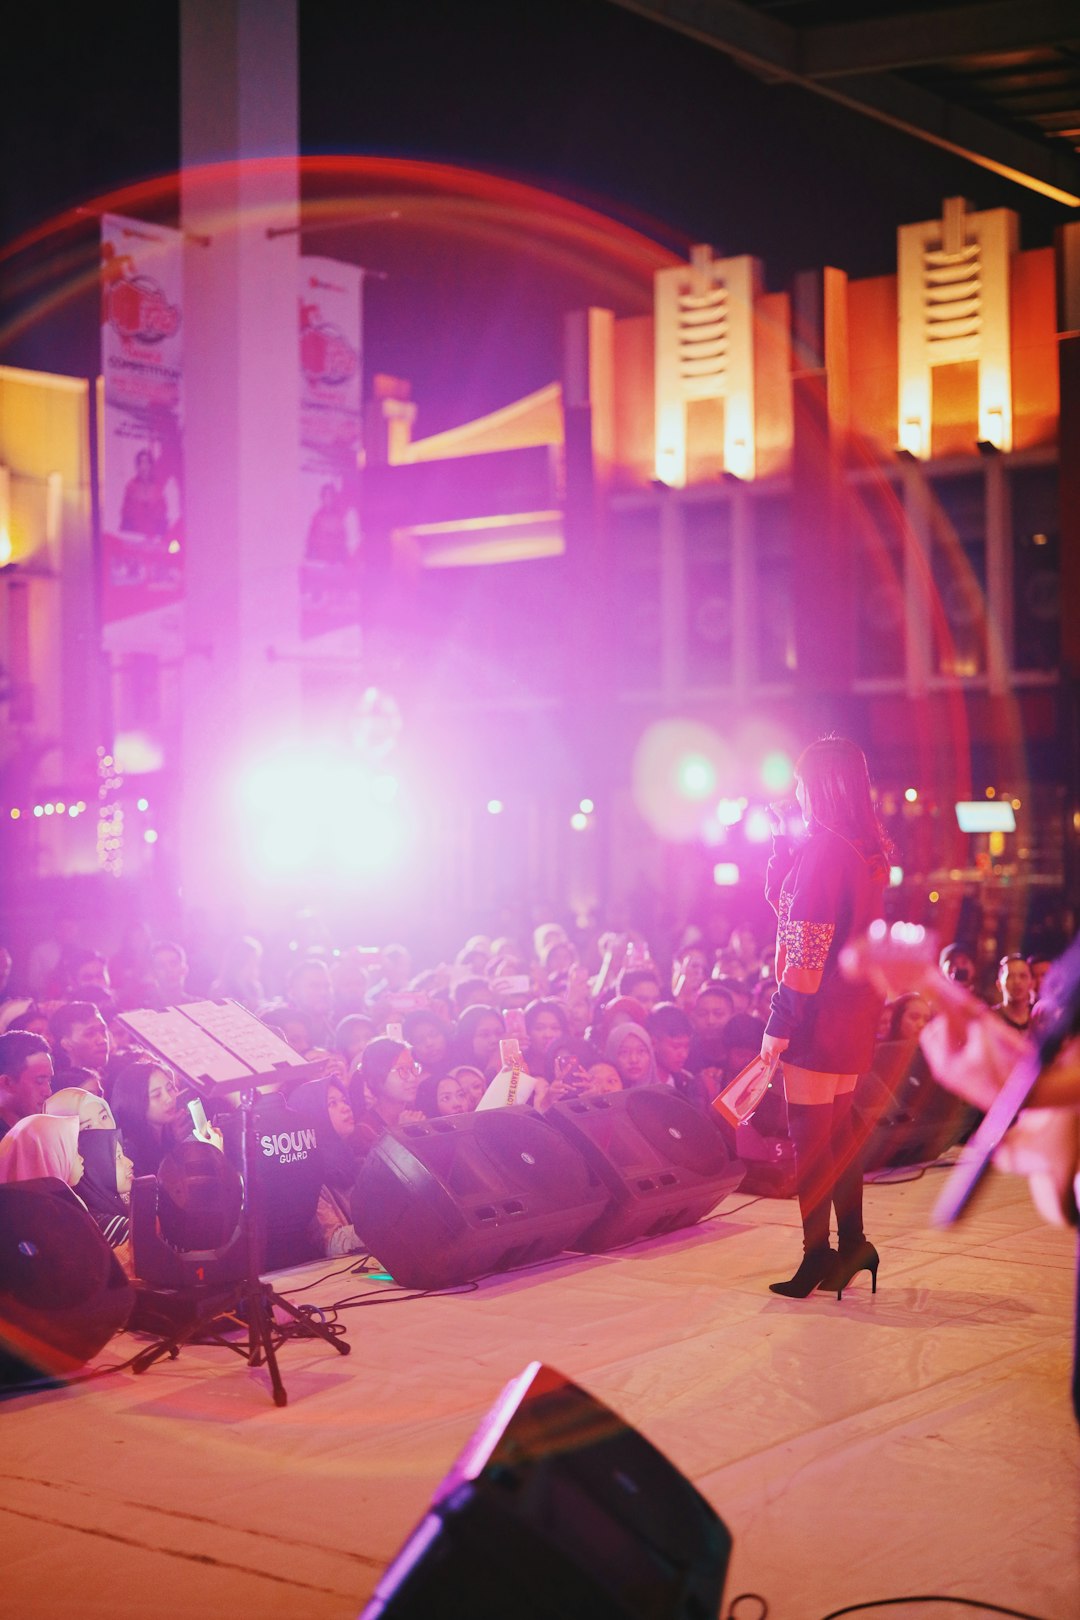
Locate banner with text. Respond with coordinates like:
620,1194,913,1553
100,214,184,639
298,256,363,638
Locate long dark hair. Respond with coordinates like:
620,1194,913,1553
110,1057,182,1177
796,737,891,861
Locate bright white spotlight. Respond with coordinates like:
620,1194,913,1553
743,806,772,843
570,812,588,831
487,799,504,815
238,749,407,880
715,797,746,827
713,862,740,886
579,798,595,814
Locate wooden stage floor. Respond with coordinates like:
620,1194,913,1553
4,1164,1078,1619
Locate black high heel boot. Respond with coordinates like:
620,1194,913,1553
771,1101,835,1299
822,1240,879,1299
769,1246,837,1298
819,1092,878,1298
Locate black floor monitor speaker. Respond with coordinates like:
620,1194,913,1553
0,1178,134,1385
360,1361,732,1619
219,1098,324,1271
547,1087,744,1252
733,1120,798,1199
351,1108,611,1290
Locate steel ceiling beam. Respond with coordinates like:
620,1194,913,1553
800,3,1080,80
607,0,1080,205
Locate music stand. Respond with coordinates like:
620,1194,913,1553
116,1000,351,1406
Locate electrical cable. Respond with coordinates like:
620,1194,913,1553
726,1593,769,1620
817,1596,1054,1620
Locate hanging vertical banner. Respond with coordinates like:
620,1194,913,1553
99,215,185,638
298,256,363,638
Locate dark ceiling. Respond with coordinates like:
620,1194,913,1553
609,1,1080,205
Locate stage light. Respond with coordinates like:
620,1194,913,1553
44,804,54,816
632,720,736,842
956,801,1015,833
578,798,594,814
487,799,504,816
712,862,740,886
677,754,716,800
715,797,746,826
67,805,78,817
889,865,904,886
743,806,772,843
239,749,408,879
760,751,792,793
137,797,149,812
570,812,588,831
10,808,19,820
904,787,918,803
144,829,158,845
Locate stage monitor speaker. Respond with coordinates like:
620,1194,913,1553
733,1121,797,1199
0,1178,134,1385
351,1107,610,1290
219,1097,324,1272
360,1361,732,1620
546,1086,744,1252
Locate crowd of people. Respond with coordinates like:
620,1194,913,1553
0,884,1055,1283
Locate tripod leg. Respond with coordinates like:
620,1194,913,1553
268,1289,351,1356
249,1286,288,1407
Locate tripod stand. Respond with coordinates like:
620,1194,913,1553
129,1089,350,1407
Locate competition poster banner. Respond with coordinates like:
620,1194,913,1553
298,256,363,638
100,214,185,632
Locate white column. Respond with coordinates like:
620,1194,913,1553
178,0,302,915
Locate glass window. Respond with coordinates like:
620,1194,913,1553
928,473,986,679
683,501,733,686
851,478,905,680
753,495,796,684
1010,465,1060,673
612,507,662,692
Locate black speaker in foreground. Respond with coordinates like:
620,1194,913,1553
0,1178,134,1387
547,1088,745,1252
351,1107,610,1290
360,1361,732,1620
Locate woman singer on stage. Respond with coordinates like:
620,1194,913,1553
761,737,889,1298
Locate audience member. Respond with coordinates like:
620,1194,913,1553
148,940,194,1008
995,954,1034,1032
449,1005,506,1080
605,1022,659,1089
49,1002,110,1084
110,1057,189,1176
350,1037,424,1135
209,935,265,1010
0,1030,54,1140
647,1002,708,1109
44,1087,133,1261
416,1073,469,1117
402,1010,450,1079
0,1111,83,1189
284,959,335,1047
617,964,663,1014
690,983,735,1040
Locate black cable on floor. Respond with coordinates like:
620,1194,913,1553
817,1595,1054,1620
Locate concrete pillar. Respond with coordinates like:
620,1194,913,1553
178,0,301,916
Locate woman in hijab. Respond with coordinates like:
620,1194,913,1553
44,1088,134,1262
604,1022,660,1089
0,1112,84,1189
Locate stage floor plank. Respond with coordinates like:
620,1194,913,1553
4,1167,1078,1619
